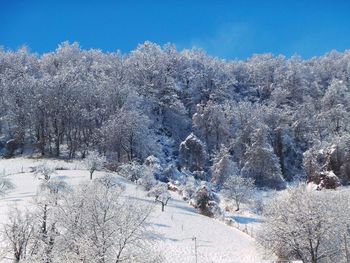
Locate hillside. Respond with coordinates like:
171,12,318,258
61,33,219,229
0,157,264,263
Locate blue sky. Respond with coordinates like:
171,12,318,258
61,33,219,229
1,0,350,59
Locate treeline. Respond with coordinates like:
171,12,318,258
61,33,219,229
1,42,350,189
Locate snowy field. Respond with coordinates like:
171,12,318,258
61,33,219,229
0,157,268,263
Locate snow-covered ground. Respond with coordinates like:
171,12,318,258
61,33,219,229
0,157,268,263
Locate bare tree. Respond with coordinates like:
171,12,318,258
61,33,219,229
2,208,34,263
149,183,171,212
34,162,56,181
57,174,163,263
84,151,106,180
222,175,255,211
257,185,348,262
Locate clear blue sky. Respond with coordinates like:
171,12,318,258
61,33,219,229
1,0,350,59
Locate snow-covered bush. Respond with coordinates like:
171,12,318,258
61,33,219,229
39,177,69,196
144,155,162,170
192,170,208,181
95,173,125,190
190,183,221,217
181,176,198,201
4,138,22,158
0,171,14,195
137,169,157,191
315,171,341,190
144,155,166,181
250,196,264,215
118,161,146,182
163,164,184,182
118,162,157,190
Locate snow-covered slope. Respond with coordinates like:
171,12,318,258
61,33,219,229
0,158,264,263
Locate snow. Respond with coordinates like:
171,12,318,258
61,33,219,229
0,157,266,263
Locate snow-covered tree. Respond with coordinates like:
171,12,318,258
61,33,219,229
101,109,160,163
241,127,286,189
222,175,255,211
30,167,68,263
192,101,231,152
178,133,207,172
137,168,157,191
34,162,56,181
84,151,106,180
317,79,350,137
257,185,350,262
211,146,238,189
57,174,162,262
149,183,171,212
118,161,146,182
2,208,34,263
181,175,199,200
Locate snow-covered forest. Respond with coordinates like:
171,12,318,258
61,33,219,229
2,42,350,262
3,41,350,187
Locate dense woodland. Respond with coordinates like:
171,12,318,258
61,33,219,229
1,41,350,190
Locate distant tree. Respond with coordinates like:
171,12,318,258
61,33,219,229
241,127,286,189
222,175,255,211
192,101,230,152
101,110,159,162
84,151,105,180
118,161,147,182
178,133,207,172
211,146,238,189
149,183,171,212
35,162,56,181
319,79,350,136
191,184,219,217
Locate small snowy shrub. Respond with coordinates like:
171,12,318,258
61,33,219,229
137,169,157,191
181,176,198,201
191,184,220,217
118,162,145,182
0,171,14,195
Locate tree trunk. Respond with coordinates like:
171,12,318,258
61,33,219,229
42,204,47,236
55,137,60,157
90,170,93,180
235,200,240,211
